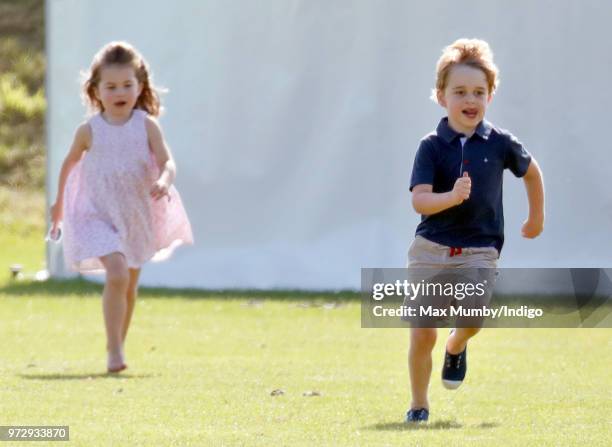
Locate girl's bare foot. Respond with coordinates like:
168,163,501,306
107,350,127,373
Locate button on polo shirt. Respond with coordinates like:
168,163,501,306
410,117,532,253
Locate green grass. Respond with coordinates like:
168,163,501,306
0,187,46,283
1,190,611,446
1,293,610,446
0,0,46,189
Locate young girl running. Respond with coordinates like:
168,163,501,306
50,41,193,373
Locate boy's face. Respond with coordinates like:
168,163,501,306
437,64,492,136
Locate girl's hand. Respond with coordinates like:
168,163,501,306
50,202,64,237
150,179,170,201
50,202,63,229
521,216,544,238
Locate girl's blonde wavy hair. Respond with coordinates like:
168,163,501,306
82,41,163,116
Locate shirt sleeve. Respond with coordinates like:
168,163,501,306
504,132,532,177
410,139,436,191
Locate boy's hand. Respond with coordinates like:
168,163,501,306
150,179,170,201
451,172,471,204
521,216,544,238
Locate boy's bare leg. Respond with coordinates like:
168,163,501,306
446,327,481,354
409,328,437,409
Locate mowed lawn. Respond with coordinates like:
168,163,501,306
1,190,610,446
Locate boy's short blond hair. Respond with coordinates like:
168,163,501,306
433,38,499,99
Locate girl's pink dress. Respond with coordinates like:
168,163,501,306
62,109,193,273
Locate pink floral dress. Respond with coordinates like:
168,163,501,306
62,109,193,273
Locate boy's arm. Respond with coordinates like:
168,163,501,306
145,115,177,201
412,172,471,215
520,158,545,238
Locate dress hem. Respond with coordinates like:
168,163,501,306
67,237,192,275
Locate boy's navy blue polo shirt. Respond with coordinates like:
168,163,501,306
410,117,532,253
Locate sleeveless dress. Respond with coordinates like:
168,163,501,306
62,109,193,273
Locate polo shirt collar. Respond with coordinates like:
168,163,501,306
437,117,493,143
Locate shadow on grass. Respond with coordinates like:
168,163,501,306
19,372,157,380
367,420,500,431
0,278,360,302
476,422,499,429
366,420,463,431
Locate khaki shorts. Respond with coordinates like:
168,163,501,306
407,235,498,269
402,236,499,327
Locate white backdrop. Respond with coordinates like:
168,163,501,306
46,0,612,290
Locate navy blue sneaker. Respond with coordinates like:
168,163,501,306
405,408,429,423
442,345,467,389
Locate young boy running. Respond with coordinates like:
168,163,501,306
405,38,545,423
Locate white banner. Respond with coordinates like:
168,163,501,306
47,0,612,290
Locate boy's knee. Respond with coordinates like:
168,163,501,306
457,327,482,338
411,328,437,350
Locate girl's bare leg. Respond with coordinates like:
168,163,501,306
100,252,129,370
122,268,141,344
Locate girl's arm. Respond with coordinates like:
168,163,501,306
145,116,176,201
412,172,471,216
50,123,91,229
520,158,545,238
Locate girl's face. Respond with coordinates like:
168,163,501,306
96,64,142,119
437,64,492,136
